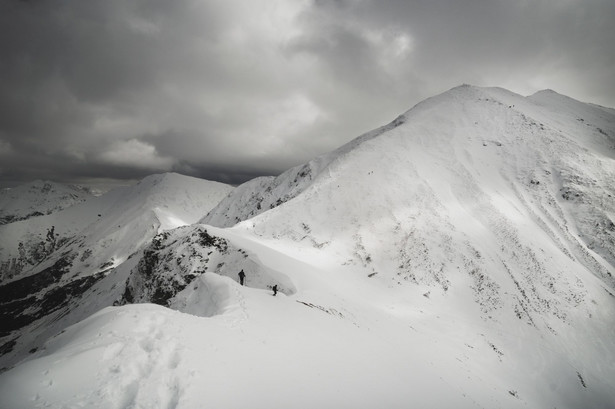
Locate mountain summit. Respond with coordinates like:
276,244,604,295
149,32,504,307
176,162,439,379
205,84,614,288
1,86,614,408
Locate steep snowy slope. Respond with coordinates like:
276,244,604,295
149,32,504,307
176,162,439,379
1,86,614,409
204,85,615,287
0,180,92,225
0,173,233,280
0,173,233,368
199,84,614,405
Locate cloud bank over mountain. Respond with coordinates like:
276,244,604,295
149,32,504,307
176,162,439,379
1,0,614,187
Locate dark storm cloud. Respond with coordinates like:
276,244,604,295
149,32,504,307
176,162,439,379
1,0,613,188
292,0,615,101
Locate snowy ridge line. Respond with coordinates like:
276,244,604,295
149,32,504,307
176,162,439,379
0,173,234,370
0,85,614,408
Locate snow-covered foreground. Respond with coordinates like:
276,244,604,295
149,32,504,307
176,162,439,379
1,85,615,408
2,225,614,409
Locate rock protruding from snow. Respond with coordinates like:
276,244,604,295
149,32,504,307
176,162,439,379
0,173,233,369
0,173,234,283
118,225,296,314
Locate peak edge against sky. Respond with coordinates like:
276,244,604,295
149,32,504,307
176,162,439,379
1,0,614,188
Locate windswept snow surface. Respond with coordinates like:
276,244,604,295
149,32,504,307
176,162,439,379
1,86,615,408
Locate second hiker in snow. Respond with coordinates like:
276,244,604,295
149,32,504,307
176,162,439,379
238,269,245,286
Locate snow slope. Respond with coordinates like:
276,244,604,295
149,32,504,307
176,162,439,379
0,173,233,368
0,173,234,281
2,223,613,408
1,85,614,409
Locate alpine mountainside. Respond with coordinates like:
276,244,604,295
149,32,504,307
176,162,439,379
0,173,233,367
203,85,615,290
201,84,615,331
0,85,614,409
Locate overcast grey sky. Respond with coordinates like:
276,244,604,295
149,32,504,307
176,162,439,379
1,0,614,188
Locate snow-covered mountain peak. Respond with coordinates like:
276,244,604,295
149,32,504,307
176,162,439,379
204,85,613,235
205,83,615,309
1,87,615,408
0,172,230,281
528,88,571,102
201,85,537,229
197,86,615,406
132,172,203,191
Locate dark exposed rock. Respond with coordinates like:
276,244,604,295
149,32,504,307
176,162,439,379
0,256,105,339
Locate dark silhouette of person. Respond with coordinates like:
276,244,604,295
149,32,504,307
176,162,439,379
238,269,245,285
272,284,278,296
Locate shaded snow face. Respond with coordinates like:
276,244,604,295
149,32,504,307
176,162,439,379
1,86,615,408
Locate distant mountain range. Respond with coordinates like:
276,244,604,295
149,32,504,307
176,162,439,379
1,85,614,409
0,180,93,225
